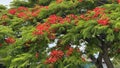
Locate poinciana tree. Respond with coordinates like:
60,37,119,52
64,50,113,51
0,0,120,68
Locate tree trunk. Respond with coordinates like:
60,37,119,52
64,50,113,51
96,35,114,68
90,53,103,68
103,54,114,68
95,53,103,68
102,45,114,68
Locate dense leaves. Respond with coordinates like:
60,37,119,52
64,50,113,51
0,0,120,68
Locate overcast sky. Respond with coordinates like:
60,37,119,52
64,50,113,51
0,0,12,7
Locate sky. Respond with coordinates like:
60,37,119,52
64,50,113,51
0,0,12,7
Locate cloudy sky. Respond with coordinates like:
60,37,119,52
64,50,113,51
0,0,12,7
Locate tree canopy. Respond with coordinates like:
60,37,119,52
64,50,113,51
0,0,120,68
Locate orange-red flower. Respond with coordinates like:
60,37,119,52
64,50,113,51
80,15,85,19
45,57,58,64
5,37,15,44
45,50,64,64
63,17,71,23
17,6,28,11
66,47,74,56
93,7,105,13
1,15,8,20
40,6,49,9
33,23,50,35
118,0,120,3
67,14,78,19
93,7,105,18
50,50,64,58
47,15,58,24
32,9,40,17
97,18,109,26
8,9,17,15
17,12,27,18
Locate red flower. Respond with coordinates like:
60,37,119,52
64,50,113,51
32,12,38,17
47,15,65,24
48,15,58,24
63,17,71,23
8,9,17,15
18,6,28,11
80,15,85,19
93,12,100,18
93,7,105,18
97,18,109,26
45,50,64,64
93,7,105,13
67,14,78,19
33,23,50,35
50,50,64,58
44,6,49,9
118,0,120,3
17,12,27,18
32,9,40,17
1,15,8,20
40,6,49,9
66,47,74,56
45,57,58,64
5,37,15,44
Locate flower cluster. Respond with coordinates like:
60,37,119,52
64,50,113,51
47,14,78,24
66,47,74,56
17,12,27,18
47,15,62,24
45,50,64,64
56,0,83,3
33,23,50,35
33,14,78,37
93,7,105,18
80,7,109,26
80,7,106,20
8,9,17,15
97,18,109,26
118,0,120,3
5,37,16,44
1,15,8,20
8,6,48,20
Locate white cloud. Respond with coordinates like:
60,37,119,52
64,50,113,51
0,0,13,7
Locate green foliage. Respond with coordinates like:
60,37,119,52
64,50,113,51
0,0,120,68
0,5,7,10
